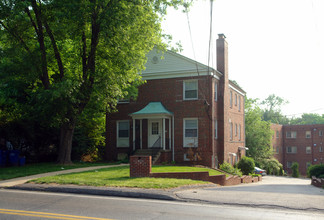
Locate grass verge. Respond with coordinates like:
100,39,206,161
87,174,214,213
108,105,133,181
30,165,219,189
0,162,118,180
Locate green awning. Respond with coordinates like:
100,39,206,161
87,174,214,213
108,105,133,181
130,102,173,117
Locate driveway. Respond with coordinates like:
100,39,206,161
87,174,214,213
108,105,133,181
175,176,324,212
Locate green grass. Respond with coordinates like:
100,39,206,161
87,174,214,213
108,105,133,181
30,165,223,189
152,166,226,176
0,162,118,180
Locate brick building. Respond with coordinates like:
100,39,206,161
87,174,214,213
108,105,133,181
271,124,324,175
105,34,246,168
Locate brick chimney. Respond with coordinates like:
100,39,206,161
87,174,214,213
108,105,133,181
217,33,229,165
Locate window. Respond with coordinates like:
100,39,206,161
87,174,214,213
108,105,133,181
306,146,311,154
215,120,218,139
319,130,323,136
239,124,241,141
286,146,297,154
306,162,312,170
230,91,233,108
306,131,311,138
235,94,237,106
183,118,198,147
117,99,130,104
276,131,279,138
238,96,241,111
117,121,129,147
276,146,279,154
151,122,159,135
287,161,293,168
286,131,297,138
319,146,323,153
235,124,238,136
230,122,233,140
214,82,218,101
184,80,198,100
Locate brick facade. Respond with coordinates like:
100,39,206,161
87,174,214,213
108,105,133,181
271,124,324,175
106,34,246,168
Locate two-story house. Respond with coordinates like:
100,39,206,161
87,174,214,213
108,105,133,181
105,34,246,168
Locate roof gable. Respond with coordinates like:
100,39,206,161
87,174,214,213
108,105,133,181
141,48,221,80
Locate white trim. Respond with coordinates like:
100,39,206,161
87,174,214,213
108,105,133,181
183,118,198,148
140,119,143,149
131,114,172,120
116,120,130,148
229,84,245,96
172,116,175,161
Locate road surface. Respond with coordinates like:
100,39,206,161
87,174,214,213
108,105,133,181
1,188,324,220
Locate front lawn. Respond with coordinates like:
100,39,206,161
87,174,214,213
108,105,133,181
30,165,219,189
0,162,118,180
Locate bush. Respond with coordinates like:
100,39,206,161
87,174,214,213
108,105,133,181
307,164,324,178
291,162,300,178
237,157,255,175
258,158,283,176
220,162,243,177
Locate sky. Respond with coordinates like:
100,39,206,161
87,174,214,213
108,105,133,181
162,0,324,117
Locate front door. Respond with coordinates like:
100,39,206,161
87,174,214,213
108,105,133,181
148,119,162,148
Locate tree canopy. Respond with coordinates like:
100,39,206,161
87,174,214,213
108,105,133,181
245,97,273,162
0,0,187,164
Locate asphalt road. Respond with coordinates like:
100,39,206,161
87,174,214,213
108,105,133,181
176,176,324,212
1,188,324,220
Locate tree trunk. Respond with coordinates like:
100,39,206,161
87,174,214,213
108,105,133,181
57,121,76,165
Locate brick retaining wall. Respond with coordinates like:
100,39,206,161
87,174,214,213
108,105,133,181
130,155,261,186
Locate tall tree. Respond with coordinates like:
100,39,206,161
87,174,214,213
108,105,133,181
261,94,289,124
245,97,273,162
0,0,186,164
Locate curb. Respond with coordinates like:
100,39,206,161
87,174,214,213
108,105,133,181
7,183,179,201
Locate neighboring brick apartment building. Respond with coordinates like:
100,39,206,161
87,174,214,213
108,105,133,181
271,124,324,175
105,34,246,168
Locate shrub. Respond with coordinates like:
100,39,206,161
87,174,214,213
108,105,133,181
258,158,282,176
307,164,324,178
220,162,243,177
237,157,255,175
291,162,300,178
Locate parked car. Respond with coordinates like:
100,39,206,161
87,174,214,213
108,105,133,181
254,167,267,176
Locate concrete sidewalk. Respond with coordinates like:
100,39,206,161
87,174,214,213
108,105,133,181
0,164,127,187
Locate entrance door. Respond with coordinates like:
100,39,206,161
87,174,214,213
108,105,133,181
148,119,162,148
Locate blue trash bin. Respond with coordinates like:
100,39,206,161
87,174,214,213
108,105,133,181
19,156,26,166
0,150,6,167
9,150,19,166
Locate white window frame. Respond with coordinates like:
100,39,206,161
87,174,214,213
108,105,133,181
319,130,323,136
117,120,130,148
215,120,218,139
183,118,198,148
306,146,311,154
276,131,279,138
286,131,297,138
287,161,293,168
320,146,323,153
238,96,241,111
306,131,311,138
239,124,241,141
235,123,238,136
183,80,198,100
276,146,279,154
286,146,297,154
